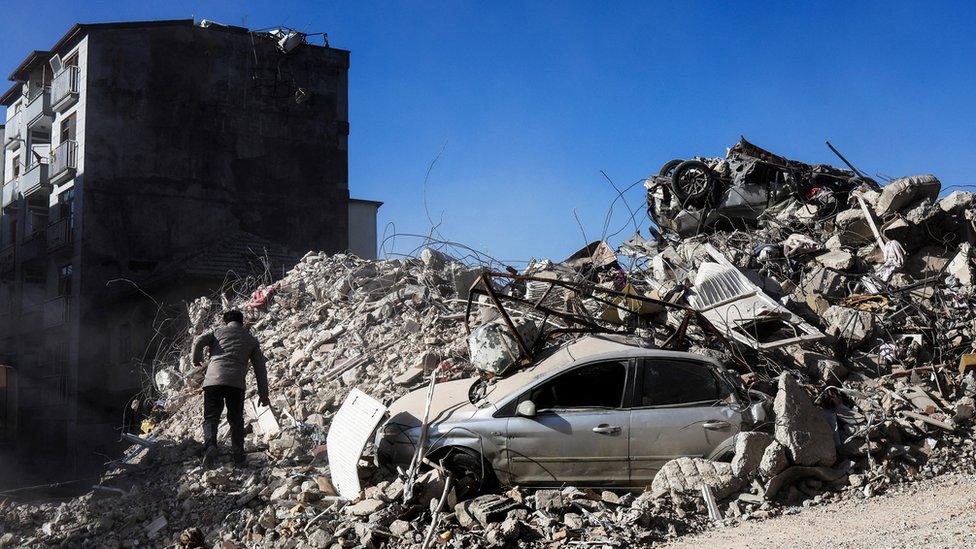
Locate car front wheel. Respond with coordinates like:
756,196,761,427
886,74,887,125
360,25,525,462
439,447,496,500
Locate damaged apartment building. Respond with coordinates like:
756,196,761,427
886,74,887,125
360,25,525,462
0,19,380,485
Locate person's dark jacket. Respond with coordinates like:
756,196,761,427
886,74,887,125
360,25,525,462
191,321,269,399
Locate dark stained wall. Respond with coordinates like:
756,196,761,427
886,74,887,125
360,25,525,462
81,25,349,289
66,25,350,477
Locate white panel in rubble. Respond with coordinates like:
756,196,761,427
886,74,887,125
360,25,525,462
327,389,388,499
688,244,824,350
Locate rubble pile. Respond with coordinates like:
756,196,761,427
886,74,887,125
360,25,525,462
3,138,976,548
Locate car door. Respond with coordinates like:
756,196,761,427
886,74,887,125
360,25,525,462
629,357,741,488
503,360,631,487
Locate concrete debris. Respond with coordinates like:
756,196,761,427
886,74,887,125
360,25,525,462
467,319,538,375
774,373,837,467
651,457,744,501
874,174,941,217
731,432,774,479
758,441,790,479
823,305,875,345
5,139,976,547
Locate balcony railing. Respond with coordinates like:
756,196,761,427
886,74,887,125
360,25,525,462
50,140,78,185
47,216,74,252
52,67,80,110
3,111,21,150
23,87,52,127
44,296,71,328
22,146,51,197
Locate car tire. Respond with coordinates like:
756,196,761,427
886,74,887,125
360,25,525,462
439,447,496,500
707,436,736,462
658,159,683,177
670,160,714,202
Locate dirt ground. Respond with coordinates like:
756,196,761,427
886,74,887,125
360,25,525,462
667,473,976,549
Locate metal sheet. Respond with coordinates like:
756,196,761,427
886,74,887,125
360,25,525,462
689,244,824,350
327,389,388,499
244,397,281,438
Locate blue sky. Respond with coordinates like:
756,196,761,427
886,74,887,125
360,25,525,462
2,1,974,265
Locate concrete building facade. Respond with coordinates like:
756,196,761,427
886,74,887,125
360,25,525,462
0,19,377,485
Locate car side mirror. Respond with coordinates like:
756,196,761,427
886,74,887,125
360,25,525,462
516,400,536,417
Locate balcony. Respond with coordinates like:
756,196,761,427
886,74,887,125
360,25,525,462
1,179,20,209
52,67,80,111
23,87,52,129
43,296,71,328
21,158,50,198
3,111,21,151
50,141,78,186
47,216,74,252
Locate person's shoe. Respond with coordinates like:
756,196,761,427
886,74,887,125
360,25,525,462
202,446,217,470
232,454,247,468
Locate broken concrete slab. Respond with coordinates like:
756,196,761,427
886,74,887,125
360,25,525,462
939,190,976,215
758,441,790,478
651,457,744,500
834,208,876,246
823,305,875,346
874,174,941,217
466,494,520,526
773,373,837,467
731,432,773,479
346,498,385,517
815,249,856,271
468,319,538,375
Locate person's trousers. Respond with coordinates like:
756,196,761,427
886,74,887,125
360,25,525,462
202,385,246,458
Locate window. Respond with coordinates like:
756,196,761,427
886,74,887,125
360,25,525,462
529,361,627,410
58,264,73,296
26,207,47,236
12,155,20,178
640,360,722,407
65,53,79,68
58,189,75,223
60,113,76,143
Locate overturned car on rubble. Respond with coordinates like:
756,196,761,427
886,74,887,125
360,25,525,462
373,335,769,496
647,138,877,237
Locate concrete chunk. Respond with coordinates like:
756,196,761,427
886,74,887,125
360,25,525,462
823,305,874,345
833,208,875,246
468,320,538,375
815,249,855,271
650,457,744,500
874,174,941,217
773,373,836,467
346,498,385,516
939,190,976,215
731,432,773,479
759,441,789,478
466,494,519,526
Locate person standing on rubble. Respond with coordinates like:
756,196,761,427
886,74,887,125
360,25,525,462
191,309,270,468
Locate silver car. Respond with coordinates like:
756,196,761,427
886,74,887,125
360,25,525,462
375,335,767,495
